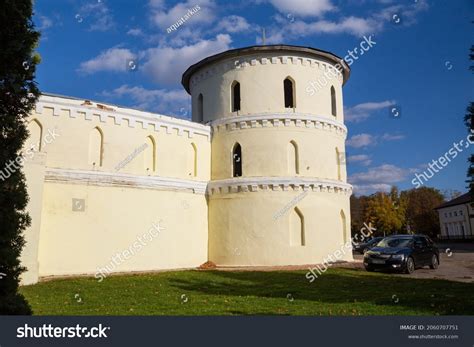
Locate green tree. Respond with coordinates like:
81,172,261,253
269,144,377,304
365,187,405,236
0,0,40,314
466,33,474,199
402,187,445,239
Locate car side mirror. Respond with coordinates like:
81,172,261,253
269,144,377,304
415,242,423,249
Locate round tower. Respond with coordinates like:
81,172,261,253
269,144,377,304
182,45,353,266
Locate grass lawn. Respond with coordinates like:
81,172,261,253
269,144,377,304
20,268,474,315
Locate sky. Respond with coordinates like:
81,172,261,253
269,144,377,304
32,0,473,196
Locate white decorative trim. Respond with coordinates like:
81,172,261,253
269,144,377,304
207,177,352,195
189,55,344,89
36,95,211,141
45,168,208,194
210,113,347,137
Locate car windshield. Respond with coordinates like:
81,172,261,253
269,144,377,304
375,237,413,248
368,238,381,244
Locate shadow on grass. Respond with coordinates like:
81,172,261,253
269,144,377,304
167,268,474,315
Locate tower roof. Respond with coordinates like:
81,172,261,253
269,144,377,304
181,44,351,94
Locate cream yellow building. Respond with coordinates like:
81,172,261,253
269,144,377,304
19,45,352,285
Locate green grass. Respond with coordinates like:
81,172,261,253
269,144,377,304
20,268,474,315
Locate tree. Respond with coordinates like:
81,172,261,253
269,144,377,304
401,187,445,239
0,0,40,314
465,102,473,197
466,31,474,200
364,187,405,236
350,194,370,235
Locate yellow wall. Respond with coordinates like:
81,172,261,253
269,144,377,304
208,189,352,266
190,53,344,123
20,95,210,284
20,47,353,283
190,49,353,267
37,182,207,277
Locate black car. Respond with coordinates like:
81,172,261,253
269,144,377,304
353,237,384,254
363,235,439,274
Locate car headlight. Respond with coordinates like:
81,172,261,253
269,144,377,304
391,254,405,260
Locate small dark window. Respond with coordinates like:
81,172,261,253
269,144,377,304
232,143,242,177
232,81,241,112
331,86,337,117
197,93,204,122
284,78,295,108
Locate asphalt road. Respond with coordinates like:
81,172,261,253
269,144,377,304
351,243,474,283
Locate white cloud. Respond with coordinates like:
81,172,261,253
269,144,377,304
347,154,372,166
345,100,395,123
309,16,379,36
141,34,232,85
381,133,405,141
217,15,252,33
37,15,53,31
127,28,143,36
77,34,231,84
100,84,190,117
350,164,409,184
346,132,404,148
78,48,136,74
266,0,334,17
261,0,428,42
346,133,375,148
374,0,429,27
350,164,410,195
149,0,165,8
150,0,214,30
352,183,392,195
78,1,115,32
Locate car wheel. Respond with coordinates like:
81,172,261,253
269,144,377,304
405,257,415,274
429,255,439,269
364,266,374,272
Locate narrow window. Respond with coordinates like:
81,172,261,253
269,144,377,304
284,77,295,108
144,136,156,173
89,127,103,167
288,140,299,174
331,86,337,117
232,143,242,177
341,210,347,244
290,207,305,246
231,81,241,112
28,119,43,152
197,93,204,123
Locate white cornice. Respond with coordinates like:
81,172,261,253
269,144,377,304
45,168,208,194
36,94,211,141
189,54,344,91
209,113,347,137
208,177,352,195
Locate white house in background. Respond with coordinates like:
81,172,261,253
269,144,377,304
435,192,473,240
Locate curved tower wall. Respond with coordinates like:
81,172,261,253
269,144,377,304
186,47,353,266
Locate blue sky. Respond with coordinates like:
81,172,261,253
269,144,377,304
32,0,473,196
